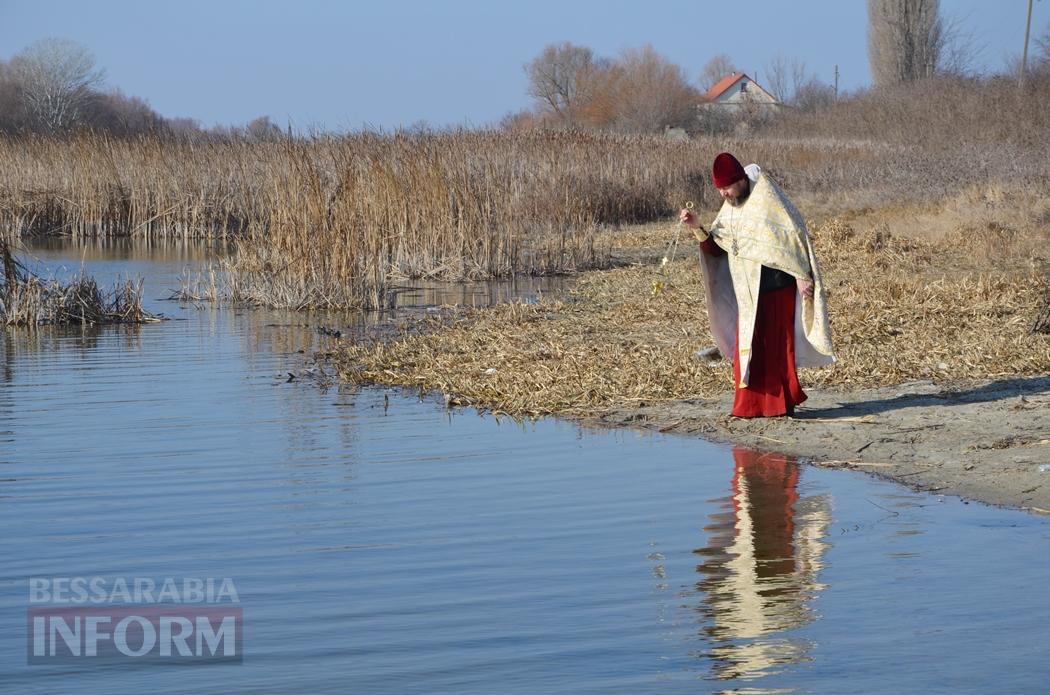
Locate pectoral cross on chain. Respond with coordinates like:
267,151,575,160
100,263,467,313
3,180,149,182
728,208,739,256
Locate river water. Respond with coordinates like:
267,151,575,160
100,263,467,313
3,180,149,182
1,240,1049,694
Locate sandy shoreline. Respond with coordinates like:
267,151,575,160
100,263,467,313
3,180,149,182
593,375,1050,513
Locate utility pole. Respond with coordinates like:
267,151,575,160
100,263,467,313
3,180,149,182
1020,0,1034,88
834,65,840,99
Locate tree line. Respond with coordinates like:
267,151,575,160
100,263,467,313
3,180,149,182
511,0,1050,135
3,1,1048,140
0,38,280,138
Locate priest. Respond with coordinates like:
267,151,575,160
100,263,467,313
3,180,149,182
680,152,835,417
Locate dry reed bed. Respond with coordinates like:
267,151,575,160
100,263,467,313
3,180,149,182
1,241,154,326
333,216,1050,417
6,131,1048,309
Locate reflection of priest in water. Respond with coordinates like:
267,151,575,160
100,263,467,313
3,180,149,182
692,447,832,682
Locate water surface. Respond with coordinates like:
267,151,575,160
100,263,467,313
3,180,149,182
1,240,1048,693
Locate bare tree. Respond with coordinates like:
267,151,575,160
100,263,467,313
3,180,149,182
573,58,622,130
765,55,790,102
9,38,105,132
1036,22,1050,73
764,54,808,103
867,0,941,86
612,45,701,134
699,54,737,91
525,42,595,124
936,13,984,76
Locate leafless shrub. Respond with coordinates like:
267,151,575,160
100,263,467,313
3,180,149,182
792,79,837,112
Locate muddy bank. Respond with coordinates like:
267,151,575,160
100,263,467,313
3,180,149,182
594,375,1050,513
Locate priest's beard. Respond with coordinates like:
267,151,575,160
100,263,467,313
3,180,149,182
727,181,751,207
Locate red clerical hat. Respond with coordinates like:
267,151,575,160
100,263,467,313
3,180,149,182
712,152,745,188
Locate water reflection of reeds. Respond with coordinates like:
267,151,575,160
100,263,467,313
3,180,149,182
692,447,832,684
2,322,144,356
16,236,229,266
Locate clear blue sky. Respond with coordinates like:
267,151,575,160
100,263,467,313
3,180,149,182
1,0,1045,130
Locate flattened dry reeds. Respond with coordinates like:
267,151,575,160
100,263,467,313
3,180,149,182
333,215,1050,417
0,241,156,327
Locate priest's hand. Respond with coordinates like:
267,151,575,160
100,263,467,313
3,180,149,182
797,277,814,299
679,209,700,228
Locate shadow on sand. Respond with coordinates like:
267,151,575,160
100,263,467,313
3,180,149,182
796,375,1050,419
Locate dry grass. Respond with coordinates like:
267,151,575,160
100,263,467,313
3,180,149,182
768,74,1050,151
1,240,156,326
7,129,1049,309
333,201,1050,417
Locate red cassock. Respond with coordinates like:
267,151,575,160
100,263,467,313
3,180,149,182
701,238,807,418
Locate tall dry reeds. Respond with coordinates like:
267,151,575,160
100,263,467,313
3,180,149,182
0,131,691,307
2,121,1048,308
0,130,714,238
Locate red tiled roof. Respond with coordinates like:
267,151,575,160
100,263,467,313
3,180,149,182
704,72,747,101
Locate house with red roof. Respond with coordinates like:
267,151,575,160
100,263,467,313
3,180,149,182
703,72,778,109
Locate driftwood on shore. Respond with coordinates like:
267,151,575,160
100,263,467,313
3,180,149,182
0,240,159,327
